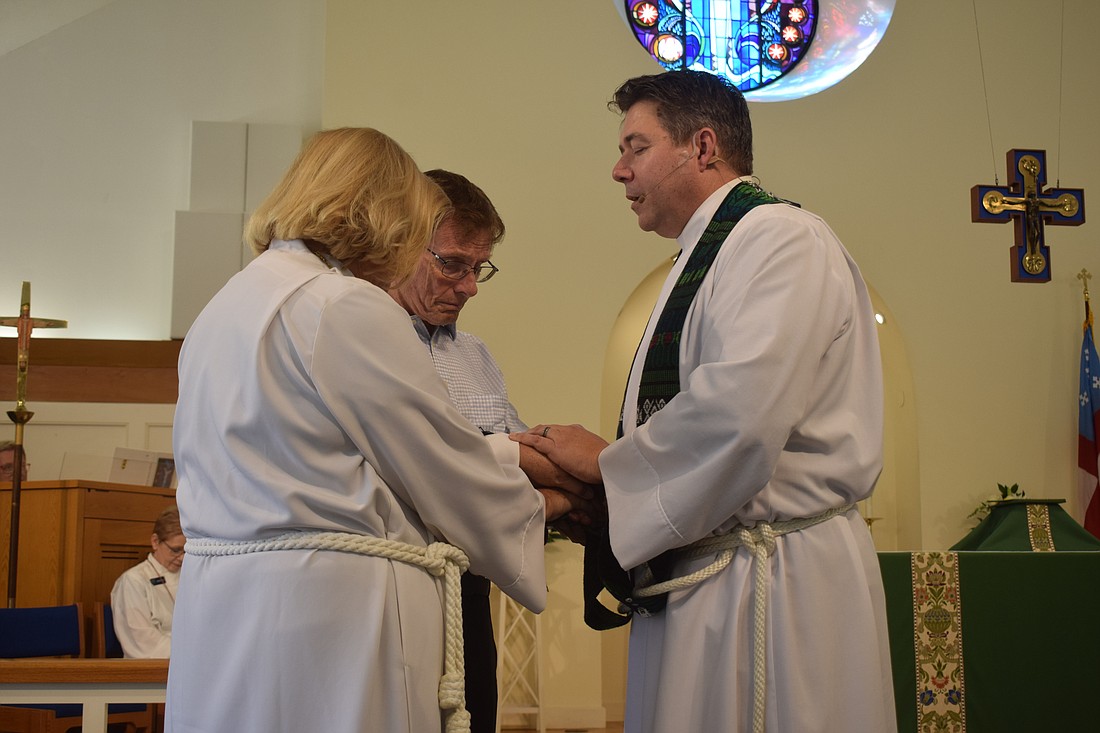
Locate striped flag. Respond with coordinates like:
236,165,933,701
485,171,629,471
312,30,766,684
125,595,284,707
1077,295,1100,539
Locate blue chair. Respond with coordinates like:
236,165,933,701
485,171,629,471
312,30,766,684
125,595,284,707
0,603,154,733
0,603,84,659
94,602,158,730
0,603,86,732
93,603,123,659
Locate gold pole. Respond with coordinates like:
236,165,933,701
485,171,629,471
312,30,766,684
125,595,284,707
1,282,67,606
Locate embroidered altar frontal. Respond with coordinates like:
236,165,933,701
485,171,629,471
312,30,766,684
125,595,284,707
951,499,1100,552
879,551,1100,733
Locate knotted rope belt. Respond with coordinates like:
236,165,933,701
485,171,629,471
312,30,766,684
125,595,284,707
187,531,472,733
632,504,855,733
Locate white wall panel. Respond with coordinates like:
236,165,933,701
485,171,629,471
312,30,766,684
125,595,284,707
170,211,244,340
19,403,176,483
188,121,247,213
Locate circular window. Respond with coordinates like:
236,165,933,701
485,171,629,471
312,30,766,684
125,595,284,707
616,1,896,102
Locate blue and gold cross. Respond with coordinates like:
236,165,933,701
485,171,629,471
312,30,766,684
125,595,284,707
971,149,1085,283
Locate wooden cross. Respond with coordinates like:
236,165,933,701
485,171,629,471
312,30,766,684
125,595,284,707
971,149,1085,283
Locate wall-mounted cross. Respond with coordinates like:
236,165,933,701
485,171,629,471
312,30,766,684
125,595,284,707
971,149,1085,283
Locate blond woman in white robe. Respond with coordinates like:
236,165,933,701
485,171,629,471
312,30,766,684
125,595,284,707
167,128,587,733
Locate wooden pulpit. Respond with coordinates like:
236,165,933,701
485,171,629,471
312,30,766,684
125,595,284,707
0,480,176,652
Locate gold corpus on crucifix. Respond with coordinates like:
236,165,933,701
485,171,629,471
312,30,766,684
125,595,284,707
0,281,67,607
971,149,1086,283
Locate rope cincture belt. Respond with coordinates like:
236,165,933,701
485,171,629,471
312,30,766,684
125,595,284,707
632,504,855,733
187,531,472,733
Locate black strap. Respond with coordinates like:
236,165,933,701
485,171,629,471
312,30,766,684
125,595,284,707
583,527,679,630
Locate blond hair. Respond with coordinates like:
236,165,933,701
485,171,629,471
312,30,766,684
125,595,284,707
245,128,448,287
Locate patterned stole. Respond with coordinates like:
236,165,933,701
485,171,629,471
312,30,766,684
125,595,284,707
586,181,787,631
633,181,785,428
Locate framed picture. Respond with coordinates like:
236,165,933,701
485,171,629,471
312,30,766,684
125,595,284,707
153,457,176,488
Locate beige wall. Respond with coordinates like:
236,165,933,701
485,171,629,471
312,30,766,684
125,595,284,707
0,0,325,339
323,0,1100,553
322,1,1100,721
9,0,1095,551
4,0,1099,726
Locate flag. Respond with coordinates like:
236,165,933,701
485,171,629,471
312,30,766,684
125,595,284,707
1077,297,1100,539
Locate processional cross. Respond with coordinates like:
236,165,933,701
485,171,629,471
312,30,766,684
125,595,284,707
971,149,1085,283
1,281,67,607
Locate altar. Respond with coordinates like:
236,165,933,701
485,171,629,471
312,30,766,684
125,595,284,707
879,500,1100,732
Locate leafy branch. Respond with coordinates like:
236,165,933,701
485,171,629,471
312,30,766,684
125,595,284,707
967,483,1026,525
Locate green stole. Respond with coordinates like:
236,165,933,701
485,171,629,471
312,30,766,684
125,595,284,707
584,181,786,631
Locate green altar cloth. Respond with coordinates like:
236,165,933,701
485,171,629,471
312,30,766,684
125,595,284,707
879,551,1100,732
951,499,1100,551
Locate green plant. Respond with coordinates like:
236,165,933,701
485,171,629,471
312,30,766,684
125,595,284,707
967,483,1026,525
545,526,569,543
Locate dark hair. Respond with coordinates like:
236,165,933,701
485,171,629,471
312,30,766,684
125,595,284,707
424,169,505,245
610,70,753,175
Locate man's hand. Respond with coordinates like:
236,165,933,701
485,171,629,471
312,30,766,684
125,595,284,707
537,488,599,524
511,424,608,485
547,516,593,545
519,443,593,500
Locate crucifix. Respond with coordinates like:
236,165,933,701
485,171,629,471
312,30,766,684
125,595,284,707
1,281,67,607
971,149,1086,283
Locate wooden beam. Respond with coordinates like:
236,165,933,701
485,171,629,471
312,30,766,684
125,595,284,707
0,339,181,404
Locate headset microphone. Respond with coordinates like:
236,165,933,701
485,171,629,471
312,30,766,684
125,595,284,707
635,145,697,205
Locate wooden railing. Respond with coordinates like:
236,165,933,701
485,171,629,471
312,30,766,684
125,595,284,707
0,658,168,733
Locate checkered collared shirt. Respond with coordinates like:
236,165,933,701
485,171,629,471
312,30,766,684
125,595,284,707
410,317,526,434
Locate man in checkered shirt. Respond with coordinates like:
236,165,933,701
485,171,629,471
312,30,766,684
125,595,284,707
389,168,586,733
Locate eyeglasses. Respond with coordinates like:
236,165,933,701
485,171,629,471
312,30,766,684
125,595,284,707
0,461,29,479
160,540,186,555
427,249,498,283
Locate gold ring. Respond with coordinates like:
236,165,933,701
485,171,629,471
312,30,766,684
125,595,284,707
541,426,551,438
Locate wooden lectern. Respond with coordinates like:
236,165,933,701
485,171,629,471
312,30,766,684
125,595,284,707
0,480,175,653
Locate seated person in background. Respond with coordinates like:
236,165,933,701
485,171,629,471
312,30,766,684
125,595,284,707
110,506,183,658
0,440,28,482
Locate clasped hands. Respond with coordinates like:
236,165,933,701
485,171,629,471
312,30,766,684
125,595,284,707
511,424,609,543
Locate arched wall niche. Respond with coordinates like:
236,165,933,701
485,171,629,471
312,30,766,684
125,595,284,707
599,256,923,551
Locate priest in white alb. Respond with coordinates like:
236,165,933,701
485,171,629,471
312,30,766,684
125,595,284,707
515,71,897,733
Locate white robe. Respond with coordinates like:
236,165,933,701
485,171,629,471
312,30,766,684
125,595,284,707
166,240,546,733
604,182,897,733
110,553,177,658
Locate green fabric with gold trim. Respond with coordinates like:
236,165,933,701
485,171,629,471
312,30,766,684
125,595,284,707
879,551,1100,733
950,499,1100,551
